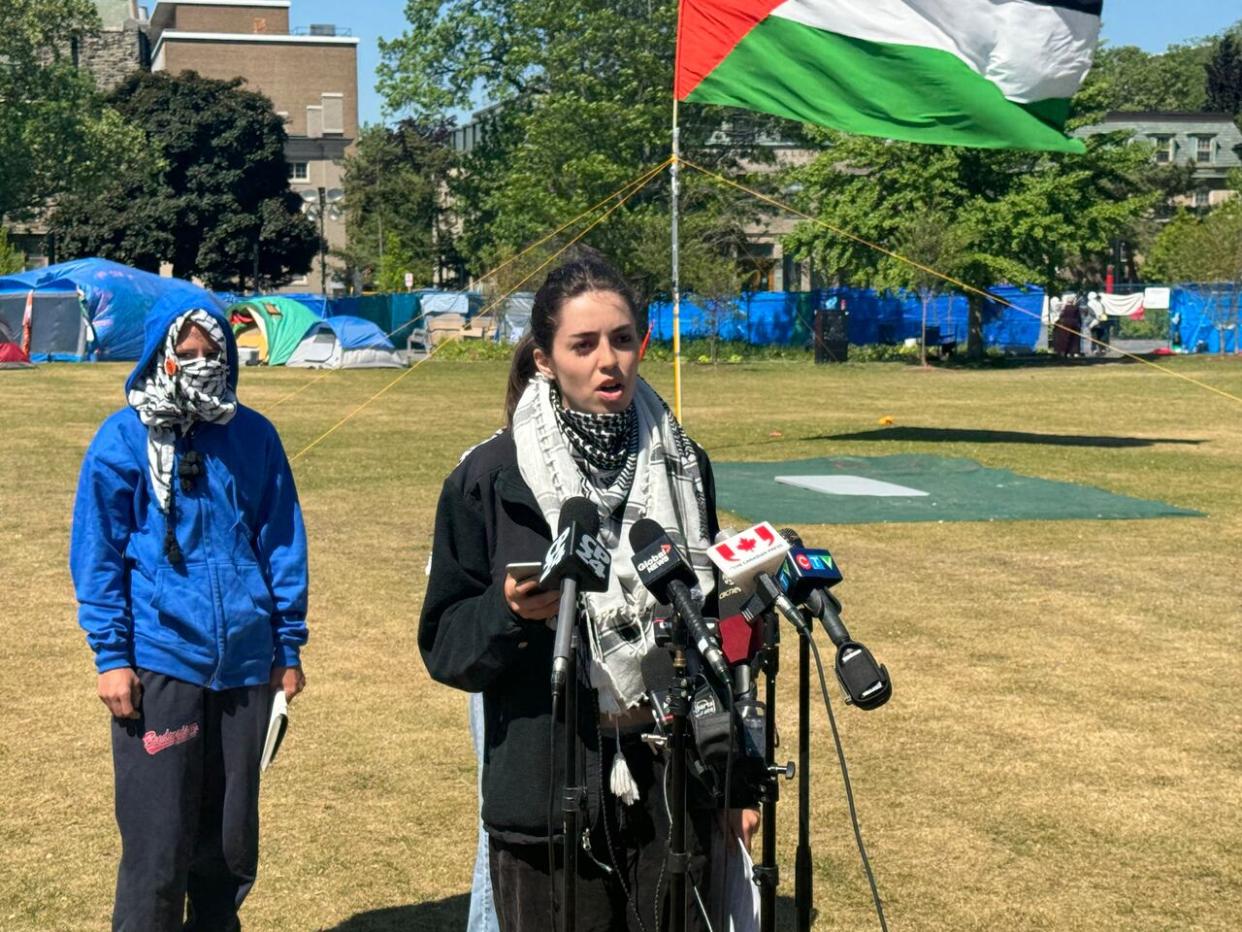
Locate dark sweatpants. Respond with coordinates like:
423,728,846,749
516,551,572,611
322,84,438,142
111,669,271,932
489,736,715,932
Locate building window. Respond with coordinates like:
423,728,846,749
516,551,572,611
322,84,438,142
1194,190,1210,209
1195,136,1214,164
1151,136,1174,163
288,162,309,182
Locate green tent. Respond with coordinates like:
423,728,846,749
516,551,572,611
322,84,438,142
229,297,322,366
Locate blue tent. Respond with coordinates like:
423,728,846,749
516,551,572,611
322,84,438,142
0,258,221,362
284,314,405,368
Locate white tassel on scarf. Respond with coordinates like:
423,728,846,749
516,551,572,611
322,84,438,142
609,722,640,806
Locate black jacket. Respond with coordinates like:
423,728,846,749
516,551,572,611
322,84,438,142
418,429,720,839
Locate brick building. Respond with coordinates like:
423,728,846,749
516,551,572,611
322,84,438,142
148,1,360,293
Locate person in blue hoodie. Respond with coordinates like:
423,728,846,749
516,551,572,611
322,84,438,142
70,287,309,932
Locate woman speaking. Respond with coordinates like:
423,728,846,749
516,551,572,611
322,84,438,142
419,254,741,931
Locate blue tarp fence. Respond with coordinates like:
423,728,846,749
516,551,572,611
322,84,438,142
647,286,1045,351
1170,284,1241,353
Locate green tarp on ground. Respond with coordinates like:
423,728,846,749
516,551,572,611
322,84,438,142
713,455,1203,525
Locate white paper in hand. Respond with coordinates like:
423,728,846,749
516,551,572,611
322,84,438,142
260,690,288,772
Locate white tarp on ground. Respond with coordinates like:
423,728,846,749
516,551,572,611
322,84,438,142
775,475,930,497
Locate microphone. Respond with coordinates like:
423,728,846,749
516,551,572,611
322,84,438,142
542,497,611,698
776,530,849,645
777,529,892,711
707,522,809,635
629,518,731,687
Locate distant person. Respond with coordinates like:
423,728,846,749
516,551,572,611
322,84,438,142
1053,295,1082,357
70,288,308,931
1087,291,1109,355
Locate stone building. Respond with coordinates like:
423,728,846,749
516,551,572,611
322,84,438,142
80,0,149,92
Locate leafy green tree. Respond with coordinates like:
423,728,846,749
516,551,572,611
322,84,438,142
339,120,459,291
0,230,26,274
0,0,148,221
784,131,1157,358
1205,34,1242,115
51,71,318,290
1080,41,1212,113
377,0,775,289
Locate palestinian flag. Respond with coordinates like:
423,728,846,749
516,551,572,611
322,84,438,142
676,0,1102,153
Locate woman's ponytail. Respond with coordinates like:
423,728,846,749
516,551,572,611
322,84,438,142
505,334,538,425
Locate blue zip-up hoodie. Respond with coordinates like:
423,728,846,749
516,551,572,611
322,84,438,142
70,286,308,689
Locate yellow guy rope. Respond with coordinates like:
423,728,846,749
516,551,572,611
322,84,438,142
269,157,675,411
678,156,1242,408
288,158,671,464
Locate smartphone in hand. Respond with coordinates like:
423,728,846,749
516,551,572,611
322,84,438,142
505,561,546,591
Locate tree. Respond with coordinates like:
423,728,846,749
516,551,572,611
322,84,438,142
1206,34,1242,115
1079,41,1213,113
51,71,318,290
0,230,26,274
783,131,1157,359
377,0,777,289
888,212,969,365
1144,172,1242,352
339,120,459,291
0,0,148,221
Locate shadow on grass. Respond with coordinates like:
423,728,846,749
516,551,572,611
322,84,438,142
819,426,1205,448
325,893,814,931
326,895,469,931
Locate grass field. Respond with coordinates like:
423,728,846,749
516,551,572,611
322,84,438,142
2,355,1240,931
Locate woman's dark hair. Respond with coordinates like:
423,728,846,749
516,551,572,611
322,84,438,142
504,253,638,425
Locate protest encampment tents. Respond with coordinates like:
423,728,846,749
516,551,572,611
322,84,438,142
0,258,221,362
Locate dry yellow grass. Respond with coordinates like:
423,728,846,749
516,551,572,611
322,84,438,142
1,355,1239,930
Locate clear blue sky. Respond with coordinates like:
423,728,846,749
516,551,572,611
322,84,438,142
291,0,1242,128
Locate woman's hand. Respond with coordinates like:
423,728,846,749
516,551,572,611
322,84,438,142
504,572,561,622
270,665,305,702
98,667,143,719
729,808,761,852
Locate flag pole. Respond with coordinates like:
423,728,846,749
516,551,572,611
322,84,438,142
671,97,684,421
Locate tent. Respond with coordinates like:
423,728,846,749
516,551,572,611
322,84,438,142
229,297,323,365
0,258,222,362
286,315,406,369
229,298,405,368
0,317,32,369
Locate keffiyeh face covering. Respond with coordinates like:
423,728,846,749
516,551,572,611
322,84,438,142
127,310,236,560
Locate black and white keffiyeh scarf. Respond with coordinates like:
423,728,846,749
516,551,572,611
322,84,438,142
513,373,713,714
127,309,236,513
549,380,639,500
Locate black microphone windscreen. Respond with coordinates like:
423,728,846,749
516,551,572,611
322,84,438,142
778,527,804,548
560,496,600,535
628,517,666,552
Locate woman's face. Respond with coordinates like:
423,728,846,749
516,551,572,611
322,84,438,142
534,290,640,414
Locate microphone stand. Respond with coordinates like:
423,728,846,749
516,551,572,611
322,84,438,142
795,622,813,932
666,619,691,932
756,609,780,932
560,621,584,932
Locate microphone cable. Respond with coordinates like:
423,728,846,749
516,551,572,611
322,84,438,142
787,610,890,932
